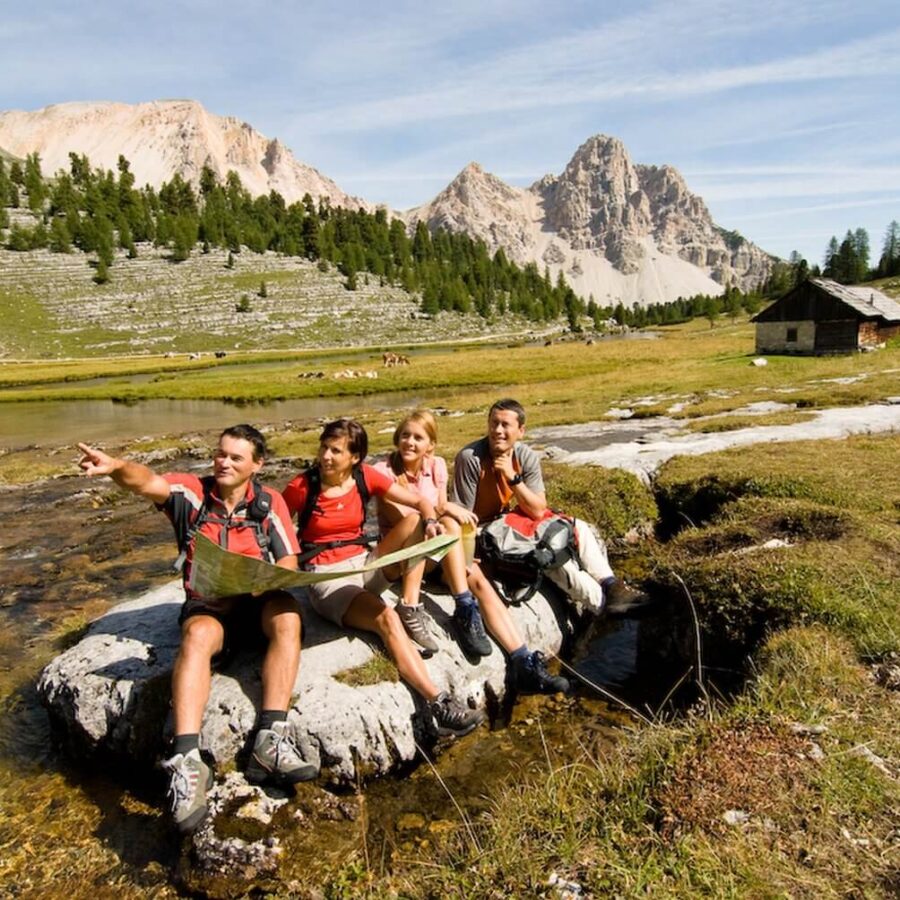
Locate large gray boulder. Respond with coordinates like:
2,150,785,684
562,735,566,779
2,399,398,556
37,579,575,783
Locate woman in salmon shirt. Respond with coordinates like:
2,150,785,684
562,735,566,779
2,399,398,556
283,417,484,736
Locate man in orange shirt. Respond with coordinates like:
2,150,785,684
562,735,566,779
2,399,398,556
453,399,647,614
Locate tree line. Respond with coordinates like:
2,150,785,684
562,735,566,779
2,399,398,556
6,151,886,329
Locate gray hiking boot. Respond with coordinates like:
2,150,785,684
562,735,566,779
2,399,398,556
162,748,214,834
429,691,485,737
397,603,439,653
246,720,319,786
451,602,492,658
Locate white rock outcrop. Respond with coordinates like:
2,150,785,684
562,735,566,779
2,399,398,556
37,579,573,783
407,135,773,306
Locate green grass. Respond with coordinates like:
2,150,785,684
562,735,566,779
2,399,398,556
333,651,399,687
680,409,818,433
332,432,900,897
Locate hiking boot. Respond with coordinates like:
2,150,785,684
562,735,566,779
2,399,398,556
161,748,214,834
451,602,492,658
246,720,319,786
604,578,652,616
429,691,485,737
397,603,439,653
512,650,570,695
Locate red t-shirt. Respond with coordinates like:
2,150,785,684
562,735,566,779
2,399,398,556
283,464,393,565
162,473,300,599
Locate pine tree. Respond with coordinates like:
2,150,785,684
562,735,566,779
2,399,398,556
93,257,110,284
852,228,870,281
877,220,900,277
49,216,72,253
823,236,839,277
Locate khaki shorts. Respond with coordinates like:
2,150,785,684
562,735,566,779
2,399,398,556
304,550,389,626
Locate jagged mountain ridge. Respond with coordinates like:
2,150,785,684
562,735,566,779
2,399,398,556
0,101,772,306
406,136,773,305
0,100,367,210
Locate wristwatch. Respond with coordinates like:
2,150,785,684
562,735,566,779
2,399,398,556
509,473,524,486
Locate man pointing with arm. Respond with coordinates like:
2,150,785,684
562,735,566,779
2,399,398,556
78,424,316,835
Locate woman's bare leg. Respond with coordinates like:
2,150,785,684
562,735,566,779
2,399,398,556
342,590,439,699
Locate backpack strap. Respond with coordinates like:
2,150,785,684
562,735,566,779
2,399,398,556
295,465,322,539
174,476,273,571
295,464,374,566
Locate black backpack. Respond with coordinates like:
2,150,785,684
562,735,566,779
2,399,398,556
174,475,272,572
295,464,375,565
477,510,578,603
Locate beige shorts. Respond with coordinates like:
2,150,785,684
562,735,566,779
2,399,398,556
304,549,390,626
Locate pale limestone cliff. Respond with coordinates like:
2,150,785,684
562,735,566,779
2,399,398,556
408,135,773,306
0,100,367,209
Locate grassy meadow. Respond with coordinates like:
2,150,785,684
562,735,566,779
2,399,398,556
1,281,899,895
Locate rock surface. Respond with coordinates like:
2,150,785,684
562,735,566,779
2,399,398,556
530,401,900,483
0,100,367,210
406,135,773,304
37,577,573,782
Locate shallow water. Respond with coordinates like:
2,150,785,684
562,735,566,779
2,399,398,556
0,390,432,451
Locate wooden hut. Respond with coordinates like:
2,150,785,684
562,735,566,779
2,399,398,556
752,278,900,355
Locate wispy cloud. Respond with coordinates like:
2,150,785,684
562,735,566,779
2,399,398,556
288,13,900,134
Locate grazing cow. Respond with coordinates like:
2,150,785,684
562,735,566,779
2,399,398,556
215,351,227,359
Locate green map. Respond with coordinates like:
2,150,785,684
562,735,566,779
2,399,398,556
188,532,457,599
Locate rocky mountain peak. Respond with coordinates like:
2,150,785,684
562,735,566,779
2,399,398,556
0,100,367,209
408,132,772,304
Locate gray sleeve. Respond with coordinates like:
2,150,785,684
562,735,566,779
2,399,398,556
451,446,481,510
516,444,545,494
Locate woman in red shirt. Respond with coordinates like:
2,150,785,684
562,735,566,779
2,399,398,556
283,418,483,737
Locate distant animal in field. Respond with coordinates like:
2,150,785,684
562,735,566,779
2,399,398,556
544,340,553,347
382,351,410,367
214,351,227,358
297,371,325,379
334,369,378,380
188,352,201,360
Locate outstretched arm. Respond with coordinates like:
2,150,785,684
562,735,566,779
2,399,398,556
77,443,171,505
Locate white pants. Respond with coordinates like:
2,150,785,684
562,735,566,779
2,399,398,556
545,518,613,615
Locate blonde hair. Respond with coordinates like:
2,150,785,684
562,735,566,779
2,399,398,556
389,410,438,482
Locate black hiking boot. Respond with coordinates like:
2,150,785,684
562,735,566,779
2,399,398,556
512,650,570,695
451,602,492,658
429,692,485,737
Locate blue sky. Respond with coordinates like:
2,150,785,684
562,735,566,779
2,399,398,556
3,0,899,267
